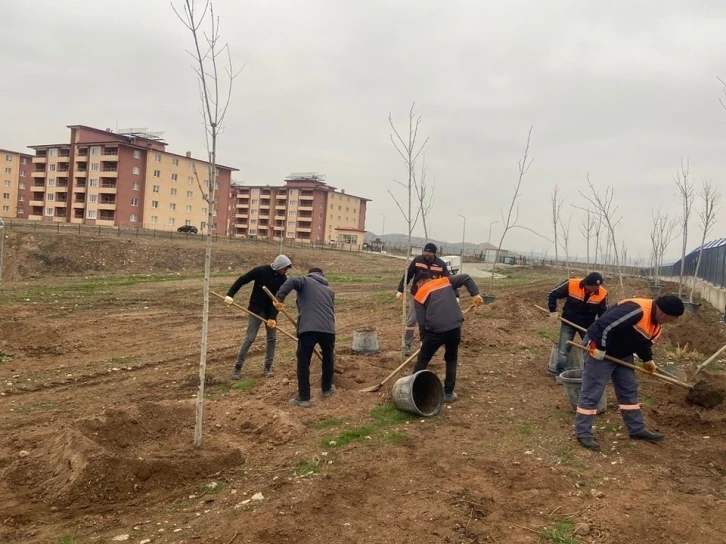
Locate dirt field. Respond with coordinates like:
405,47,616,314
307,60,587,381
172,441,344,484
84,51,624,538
2,232,726,544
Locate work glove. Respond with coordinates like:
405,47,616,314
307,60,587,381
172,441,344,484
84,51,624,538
395,291,403,301
273,300,285,311
642,360,656,374
550,312,558,320
266,319,277,329
224,296,234,306
472,295,483,307
590,348,606,360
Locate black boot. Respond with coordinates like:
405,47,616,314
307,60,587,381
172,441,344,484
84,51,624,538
577,437,601,451
630,430,664,443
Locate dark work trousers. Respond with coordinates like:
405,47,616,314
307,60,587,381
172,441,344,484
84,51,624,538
405,296,417,346
413,327,462,394
235,313,277,371
574,339,646,438
553,323,585,375
296,332,335,401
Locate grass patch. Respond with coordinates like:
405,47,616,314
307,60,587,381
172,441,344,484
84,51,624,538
40,401,57,410
640,394,653,406
320,404,417,448
0,351,12,363
538,519,578,544
325,274,370,283
55,538,80,544
201,481,225,494
321,425,375,448
518,424,534,436
315,417,348,430
536,330,558,342
603,422,620,433
555,450,572,465
552,410,572,422
231,378,258,392
382,431,409,444
204,384,232,399
295,457,322,476
371,403,417,426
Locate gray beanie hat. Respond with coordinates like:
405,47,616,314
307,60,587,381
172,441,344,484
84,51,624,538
271,254,292,271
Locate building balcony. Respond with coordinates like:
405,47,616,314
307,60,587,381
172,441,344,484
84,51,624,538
30,199,44,206
32,182,45,188
100,168,117,177
97,219,115,227
32,171,46,178
32,157,47,164
235,213,248,219
275,204,286,210
102,150,119,158
274,215,286,221
298,206,314,212
258,214,269,220
296,227,312,233
273,225,283,231
98,202,116,210
57,156,70,163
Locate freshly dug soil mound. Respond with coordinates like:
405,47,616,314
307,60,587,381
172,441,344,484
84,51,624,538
686,379,726,409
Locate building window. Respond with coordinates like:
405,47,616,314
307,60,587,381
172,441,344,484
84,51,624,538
90,178,99,187
48,178,56,186
172,158,179,166
88,195,98,203
4,168,11,175
46,193,55,201
170,203,176,211
287,232,295,239
188,177,194,185
338,234,358,244
20,170,26,177
185,219,192,226
249,229,257,236
86,209,97,219
2,193,9,199
90,163,99,171
151,215,158,224
133,166,140,175
189,162,194,170
201,207,207,215
171,188,177,196
288,221,296,227
251,219,257,225
134,150,141,159
153,170,160,178
49,148,58,157
5,154,11,162
46,207,54,216
338,206,341,211
168,217,175,226
155,154,162,163
129,213,138,222
17,206,24,214
152,185,160,193
151,200,159,208
130,198,138,206
251,199,257,204
2,205,8,213
171,174,178,181
91,147,101,156
289,200,297,206
49,164,56,172
251,209,257,215
214,181,219,190
21,157,27,165
288,211,296,217
329,214,333,220
4,180,10,187
132,182,140,191
185,205,192,213
186,190,193,198
19,182,25,190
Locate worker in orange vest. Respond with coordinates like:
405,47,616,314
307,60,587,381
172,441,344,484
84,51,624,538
575,295,684,451
547,272,608,380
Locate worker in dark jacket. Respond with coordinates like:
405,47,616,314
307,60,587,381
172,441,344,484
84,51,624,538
575,295,684,451
396,243,452,356
412,271,483,403
274,268,336,407
547,272,608,379
225,255,292,379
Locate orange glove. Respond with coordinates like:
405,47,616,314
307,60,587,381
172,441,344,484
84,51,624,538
472,295,483,307
266,319,277,329
642,361,656,374
273,300,285,311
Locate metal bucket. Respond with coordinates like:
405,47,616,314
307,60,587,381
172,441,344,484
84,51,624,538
649,285,662,296
546,342,584,375
352,327,379,353
391,370,444,417
483,295,495,305
559,369,607,414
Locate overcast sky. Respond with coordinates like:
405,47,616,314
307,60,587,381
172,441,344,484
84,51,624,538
2,0,725,261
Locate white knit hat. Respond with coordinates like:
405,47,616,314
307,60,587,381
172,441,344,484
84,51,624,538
271,254,292,270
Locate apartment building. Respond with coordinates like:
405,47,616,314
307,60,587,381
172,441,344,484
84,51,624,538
1,148,33,219
17,125,238,234
231,173,369,245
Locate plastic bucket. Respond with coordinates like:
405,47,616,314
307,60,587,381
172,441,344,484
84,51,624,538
546,343,584,375
559,369,607,414
391,370,444,417
649,285,662,296
352,327,380,353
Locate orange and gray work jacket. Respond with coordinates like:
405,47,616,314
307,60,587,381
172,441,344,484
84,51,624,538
413,274,479,334
398,255,452,295
547,278,608,329
585,298,661,362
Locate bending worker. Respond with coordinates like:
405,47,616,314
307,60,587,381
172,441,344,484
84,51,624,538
396,243,453,356
547,272,608,380
575,295,684,452
412,271,483,403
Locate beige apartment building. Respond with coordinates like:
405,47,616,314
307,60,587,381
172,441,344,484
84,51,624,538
231,173,369,245
1,148,33,219
13,125,238,234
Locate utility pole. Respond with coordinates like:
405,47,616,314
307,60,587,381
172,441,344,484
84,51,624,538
458,214,466,273
380,213,385,237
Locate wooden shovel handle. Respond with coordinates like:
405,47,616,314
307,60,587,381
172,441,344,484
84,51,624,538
567,341,693,390
694,343,726,378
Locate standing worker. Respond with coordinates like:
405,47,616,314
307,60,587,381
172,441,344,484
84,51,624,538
412,271,483,403
575,295,685,451
274,267,336,407
225,255,293,379
547,272,608,380
396,243,454,355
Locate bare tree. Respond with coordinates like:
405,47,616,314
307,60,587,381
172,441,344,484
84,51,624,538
489,127,535,292
674,158,694,296
559,215,572,276
592,212,602,268
580,177,624,291
173,0,241,446
649,208,678,284
579,208,596,271
551,184,563,268
690,179,721,301
389,103,428,357
412,154,435,239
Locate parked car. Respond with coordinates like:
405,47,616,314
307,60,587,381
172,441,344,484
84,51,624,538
441,255,461,274
177,225,198,234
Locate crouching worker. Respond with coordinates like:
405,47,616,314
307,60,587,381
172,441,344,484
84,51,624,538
575,295,684,451
412,271,483,403
274,268,336,407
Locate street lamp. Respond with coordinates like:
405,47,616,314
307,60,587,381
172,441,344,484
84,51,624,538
457,214,466,273
0,218,5,283
488,220,499,262
380,213,385,237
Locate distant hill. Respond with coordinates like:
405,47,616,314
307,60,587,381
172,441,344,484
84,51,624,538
365,232,497,256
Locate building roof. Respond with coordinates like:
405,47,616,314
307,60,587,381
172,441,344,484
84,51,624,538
0,147,33,156
27,143,71,149
335,227,366,233
67,125,168,146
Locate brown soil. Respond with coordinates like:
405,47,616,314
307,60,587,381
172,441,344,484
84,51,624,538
2,235,726,543
686,379,726,409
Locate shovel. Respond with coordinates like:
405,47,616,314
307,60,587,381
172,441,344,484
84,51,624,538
694,343,726,379
534,304,685,381
359,303,477,393
567,341,694,390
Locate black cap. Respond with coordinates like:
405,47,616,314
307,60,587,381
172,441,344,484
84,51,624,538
424,243,437,253
583,272,604,286
655,295,685,317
